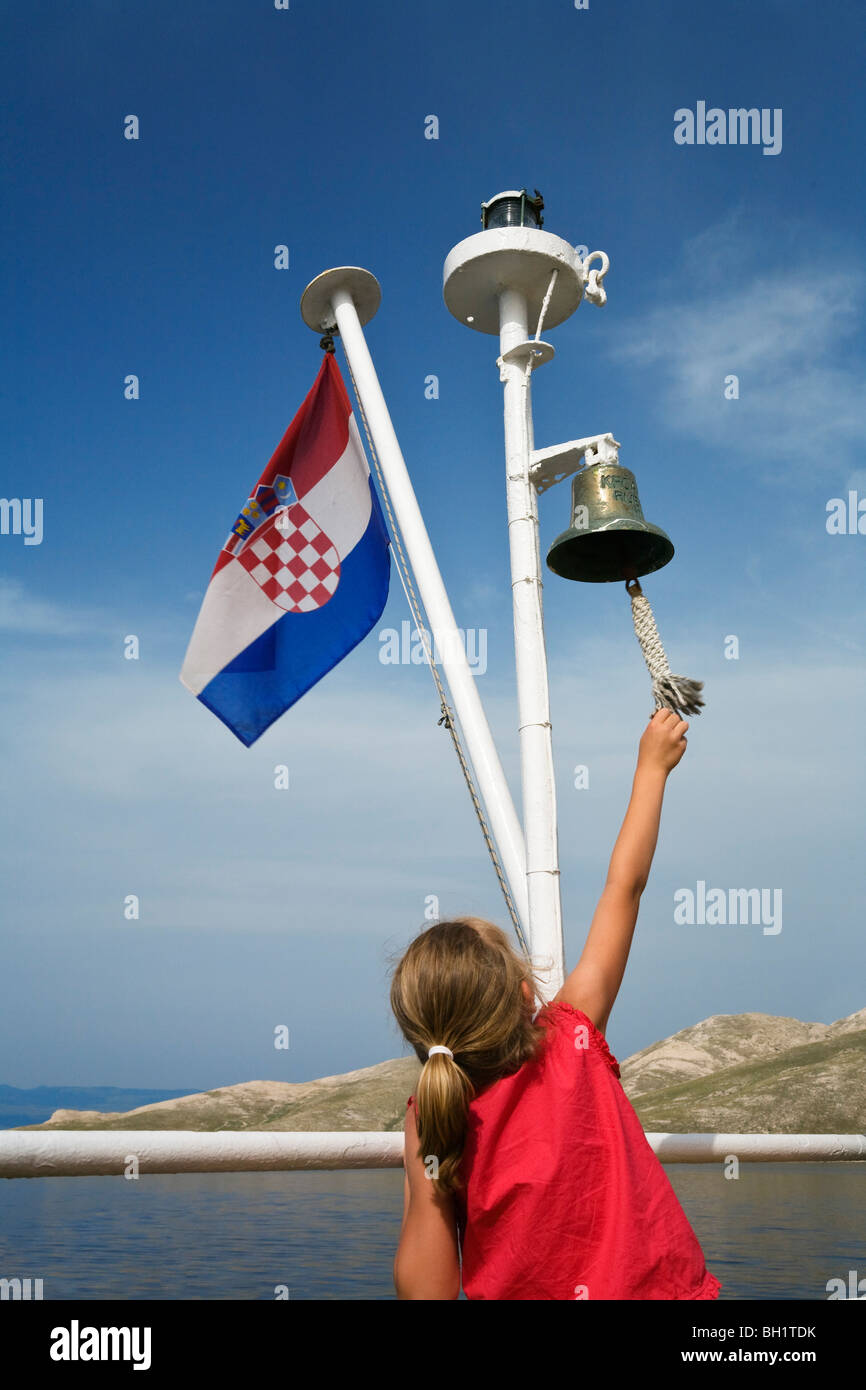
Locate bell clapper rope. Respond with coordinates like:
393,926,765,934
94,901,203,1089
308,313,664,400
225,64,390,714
625,577,705,721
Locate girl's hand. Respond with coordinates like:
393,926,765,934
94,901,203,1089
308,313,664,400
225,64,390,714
638,709,689,774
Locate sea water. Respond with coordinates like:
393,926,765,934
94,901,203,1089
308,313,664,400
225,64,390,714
0,1164,861,1300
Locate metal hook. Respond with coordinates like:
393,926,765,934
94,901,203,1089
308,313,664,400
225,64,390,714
583,250,610,306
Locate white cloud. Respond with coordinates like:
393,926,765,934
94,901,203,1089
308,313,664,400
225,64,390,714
610,223,866,477
1,618,863,1074
0,578,92,635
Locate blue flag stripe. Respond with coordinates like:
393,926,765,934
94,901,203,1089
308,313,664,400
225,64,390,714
196,479,391,746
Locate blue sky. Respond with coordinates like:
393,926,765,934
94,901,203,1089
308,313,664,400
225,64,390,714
2,0,864,1091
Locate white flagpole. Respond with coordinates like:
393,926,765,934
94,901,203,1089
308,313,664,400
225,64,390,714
301,267,530,939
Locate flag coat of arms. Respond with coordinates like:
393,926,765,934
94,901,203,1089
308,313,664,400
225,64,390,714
181,354,391,744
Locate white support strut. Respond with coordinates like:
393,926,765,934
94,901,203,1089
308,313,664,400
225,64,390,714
2,1130,864,1179
327,284,530,935
499,289,565,995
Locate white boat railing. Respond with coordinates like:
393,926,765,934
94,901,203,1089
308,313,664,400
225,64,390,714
0,1130,864,1179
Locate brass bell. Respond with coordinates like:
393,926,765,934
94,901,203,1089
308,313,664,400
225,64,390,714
546,462,674,583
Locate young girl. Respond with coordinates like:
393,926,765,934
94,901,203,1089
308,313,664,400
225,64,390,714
390,709,721,1301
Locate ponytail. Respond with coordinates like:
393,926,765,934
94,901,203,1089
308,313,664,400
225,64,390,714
414,1048,475,1194
390,917,545,1197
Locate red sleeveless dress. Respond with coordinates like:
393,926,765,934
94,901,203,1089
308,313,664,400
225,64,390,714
408,1000,721,1301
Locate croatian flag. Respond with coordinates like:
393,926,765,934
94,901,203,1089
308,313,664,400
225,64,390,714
180,354,391,745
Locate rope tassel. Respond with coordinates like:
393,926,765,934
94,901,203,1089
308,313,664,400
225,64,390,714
626,578,705,720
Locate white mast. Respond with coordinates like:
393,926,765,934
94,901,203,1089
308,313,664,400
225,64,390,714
443,190,610,994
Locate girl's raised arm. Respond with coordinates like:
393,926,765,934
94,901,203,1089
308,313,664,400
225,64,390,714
554,710,689,1034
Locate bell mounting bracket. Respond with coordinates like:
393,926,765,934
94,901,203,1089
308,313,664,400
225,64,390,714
529,433,622,496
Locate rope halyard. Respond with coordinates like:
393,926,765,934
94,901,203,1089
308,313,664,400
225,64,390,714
626,578,705,720
335,338,531,960
534,268,558,341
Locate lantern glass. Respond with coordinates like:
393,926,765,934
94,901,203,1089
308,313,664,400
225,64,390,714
481,189,544,231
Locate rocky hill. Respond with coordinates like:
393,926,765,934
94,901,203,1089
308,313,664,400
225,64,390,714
619,1007,866,1094
23,1057,421,1133
630,1028,866,1133
0,1085,190,1129
618,1007,866,1132
18,1008,866,1134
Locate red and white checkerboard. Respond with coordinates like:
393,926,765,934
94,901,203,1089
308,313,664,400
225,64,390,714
238,504,340,614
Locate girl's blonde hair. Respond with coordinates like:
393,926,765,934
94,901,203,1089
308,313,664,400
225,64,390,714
389,916,546,1196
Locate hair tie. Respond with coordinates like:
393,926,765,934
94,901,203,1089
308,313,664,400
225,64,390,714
427,1045,453,1059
